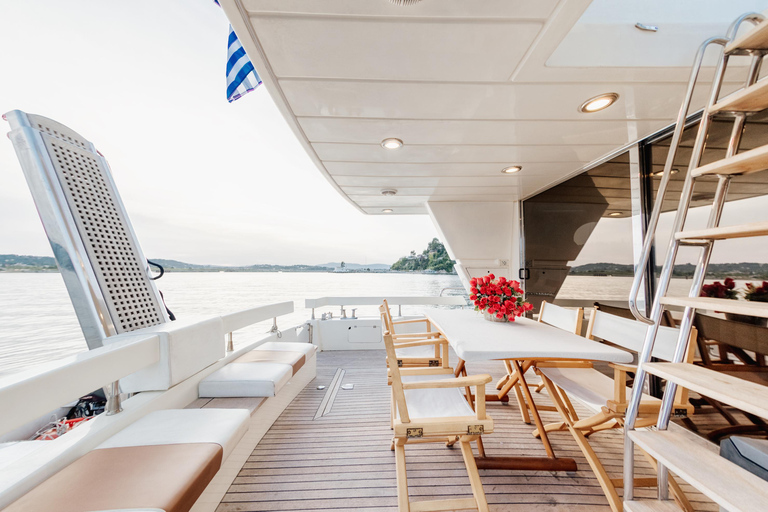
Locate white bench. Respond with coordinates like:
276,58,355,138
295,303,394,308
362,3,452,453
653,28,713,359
4,409,249,512
198,341,317,398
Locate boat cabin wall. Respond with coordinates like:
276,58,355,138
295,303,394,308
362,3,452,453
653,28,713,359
426,201,520,292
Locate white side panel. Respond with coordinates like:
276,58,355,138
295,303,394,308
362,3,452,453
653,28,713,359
427,201,520,291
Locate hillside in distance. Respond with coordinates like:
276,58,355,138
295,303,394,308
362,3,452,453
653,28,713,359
570,262,768,279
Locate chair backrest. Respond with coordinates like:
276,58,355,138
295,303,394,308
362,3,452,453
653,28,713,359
5,110,168,349
381,299,394,332
538,301,583,334
587,308,695,362
594,302,676,328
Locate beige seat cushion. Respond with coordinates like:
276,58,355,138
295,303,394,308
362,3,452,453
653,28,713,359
235,350,305,375
539,366,659,412
4,444,222,512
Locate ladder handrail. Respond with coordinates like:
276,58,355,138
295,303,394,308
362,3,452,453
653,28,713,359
623,12,765,504
627,36,729,324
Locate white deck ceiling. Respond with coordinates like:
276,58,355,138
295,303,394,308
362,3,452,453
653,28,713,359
221,0,765,214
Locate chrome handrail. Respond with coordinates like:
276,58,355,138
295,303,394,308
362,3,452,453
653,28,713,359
627,36,729,324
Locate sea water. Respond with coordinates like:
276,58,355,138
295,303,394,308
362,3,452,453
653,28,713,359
0,272,750,377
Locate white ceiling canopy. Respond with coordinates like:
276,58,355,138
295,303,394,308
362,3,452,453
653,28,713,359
220,0,758,214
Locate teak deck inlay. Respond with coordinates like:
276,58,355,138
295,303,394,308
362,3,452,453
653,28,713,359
217,351,717,512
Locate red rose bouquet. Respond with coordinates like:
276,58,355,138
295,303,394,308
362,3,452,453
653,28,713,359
700,278,738,300
469,274,533,322
744,281,768,302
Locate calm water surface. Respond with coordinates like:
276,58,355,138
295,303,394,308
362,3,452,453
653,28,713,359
0,272,750,377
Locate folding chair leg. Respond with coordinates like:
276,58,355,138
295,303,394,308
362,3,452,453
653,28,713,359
394,438,410,512
568,425,622,512
391,388,395,430
459,436,490,512
495,373,509,390
475,435,485,458
513,382,531,424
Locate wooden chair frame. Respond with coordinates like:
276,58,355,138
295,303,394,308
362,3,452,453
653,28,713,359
381,299,450,369
533,307,697,512
385,328,493,512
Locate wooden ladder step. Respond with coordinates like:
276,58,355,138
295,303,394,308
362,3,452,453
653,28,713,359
710,78,768,113
629,429,768,512
660,296,768,318
623,500,681,512
643,362,768,419
726,18,768,54
675,221,768,241
692,144,768,178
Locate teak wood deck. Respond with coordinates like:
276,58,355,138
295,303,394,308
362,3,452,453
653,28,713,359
216,351,718,512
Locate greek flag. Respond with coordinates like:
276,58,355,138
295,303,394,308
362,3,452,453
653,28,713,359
225,25,261,102
214,1,261,102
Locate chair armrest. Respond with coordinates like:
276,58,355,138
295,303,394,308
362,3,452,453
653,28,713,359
402,374,492,390
392,318,430,326
609,362,637,372
393,339,448,348
392,331,442,339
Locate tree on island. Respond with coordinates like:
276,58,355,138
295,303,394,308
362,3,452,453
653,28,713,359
391,238,456,273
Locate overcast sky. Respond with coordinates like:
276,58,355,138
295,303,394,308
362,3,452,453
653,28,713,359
2,2,767,269
0,0,439,266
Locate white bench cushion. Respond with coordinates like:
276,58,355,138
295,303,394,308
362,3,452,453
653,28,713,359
539,367,659,412
199,362,292,398
256,341,316,357
96,409,249,460
396,375,475,420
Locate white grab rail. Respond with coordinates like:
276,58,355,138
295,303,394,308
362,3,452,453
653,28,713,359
0,301,297,437
0,335,160,436
305,296,467,308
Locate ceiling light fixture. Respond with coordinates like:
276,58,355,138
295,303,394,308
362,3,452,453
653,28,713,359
579,93,619,113
381,138,403,149
381,189,397,196
651,169,680,177
501,165,522,174
382,208,394,213
608,212,622,217
389,0,423,4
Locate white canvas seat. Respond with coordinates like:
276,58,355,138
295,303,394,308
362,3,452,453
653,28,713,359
538,366,660,413
198,362,292,398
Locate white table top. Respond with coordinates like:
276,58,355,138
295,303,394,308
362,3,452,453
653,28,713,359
427,309,633,364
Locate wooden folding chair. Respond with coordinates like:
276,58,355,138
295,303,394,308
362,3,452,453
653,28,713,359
533,307,697,512
384,328,493,512
381,299,449,369
491,301,583,424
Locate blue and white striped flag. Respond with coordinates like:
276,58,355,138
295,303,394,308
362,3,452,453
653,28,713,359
214,1,261,102
225,25,261,102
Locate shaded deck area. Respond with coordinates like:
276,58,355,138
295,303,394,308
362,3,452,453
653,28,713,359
217,351,718,511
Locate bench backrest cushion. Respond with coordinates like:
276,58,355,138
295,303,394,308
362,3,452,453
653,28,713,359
590,310,681,361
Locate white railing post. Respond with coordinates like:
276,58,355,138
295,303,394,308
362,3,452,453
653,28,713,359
226,332,234,352
104,380,122,415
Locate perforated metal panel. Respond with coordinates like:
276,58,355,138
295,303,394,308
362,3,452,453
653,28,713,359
5,111,167,344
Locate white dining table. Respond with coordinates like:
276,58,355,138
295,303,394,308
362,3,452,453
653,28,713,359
427,309,633,364
426,308,632,472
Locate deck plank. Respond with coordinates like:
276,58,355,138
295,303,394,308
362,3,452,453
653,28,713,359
216,350,717,512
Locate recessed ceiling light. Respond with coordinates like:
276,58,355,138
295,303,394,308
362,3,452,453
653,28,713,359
381,138,403,149
651,169,680,177
381,189,398,196
501,166,522,174
382,208,394,213
579,93,619,113
608,212,622,217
